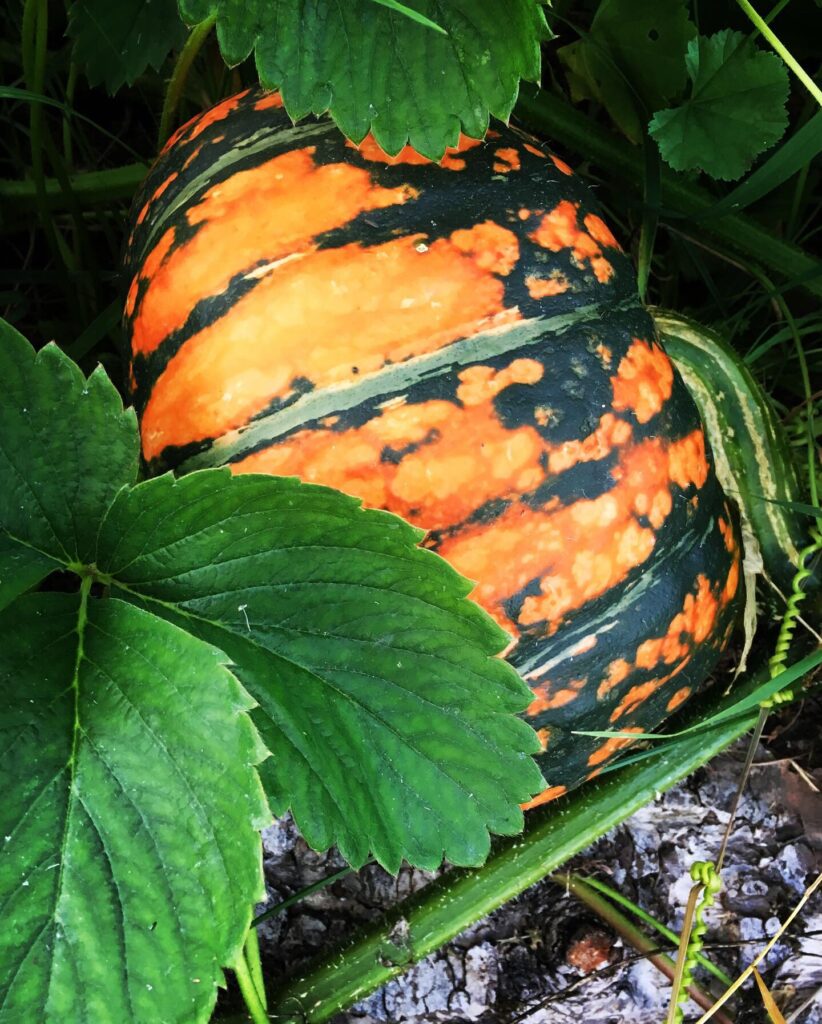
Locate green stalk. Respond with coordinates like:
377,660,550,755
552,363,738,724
243,927,267,1010
0,163,149,214
252,689,758,1024
735,0,822,108
232,951,269,1024
637,134,661,302
514,88,822,299
158,15,217,150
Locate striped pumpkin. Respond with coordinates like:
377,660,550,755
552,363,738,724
124,88,742,804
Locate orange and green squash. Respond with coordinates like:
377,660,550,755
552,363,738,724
124,88,742,805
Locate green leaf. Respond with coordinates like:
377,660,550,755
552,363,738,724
68,0,187,93
649,30,790,181
0,319,139,566
0,534,57,612
557,0,696,143
177,0,552,159
696,111,822,219
96,470,544,872
0,592,269,1024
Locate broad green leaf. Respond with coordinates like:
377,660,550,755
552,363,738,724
649,30,790,180
68,0,187,93
96,470,544,872
0,319,139,565
177,0,552,158
557,0,696,143
696,111,822,219
0,534,57,611
0,593,269,1024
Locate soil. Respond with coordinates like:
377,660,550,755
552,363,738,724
250,695,822,1023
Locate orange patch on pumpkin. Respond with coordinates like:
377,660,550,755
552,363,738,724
587,727,643,767
254,92,284,110
136,171,179,226
493,147,521,172
530,200,616,282
667,686,691,712
439,431,712,634
233,377,542,530
130,147,418,357
526,678,586,715
521,785,567,810
722,553,740,606
350,132,482,171
584,213,621,251
596,658,632,699
141,228,520,460
611,339,675,424
450,221,520,276
189,92,248,141
546,413,632,475
549,153,573,175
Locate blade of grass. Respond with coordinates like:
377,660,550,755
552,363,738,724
735,0,822,108
367,0,447,33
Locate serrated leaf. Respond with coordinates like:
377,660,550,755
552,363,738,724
0,534,57,611
0,593,268,1024
96,470,544,872
0,319,139,565
68,0,187,93
557,0,696,143
649,30,790,180
178,0,551,159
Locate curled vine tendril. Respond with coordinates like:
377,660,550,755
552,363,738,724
764,526,822,705
673,862,723,1023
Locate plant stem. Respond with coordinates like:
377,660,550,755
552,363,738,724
637,134,660,302
735,0,822,108
253,687,758,1024
515,88,822,299
0,163,149,214
244,927,267,1009
233,949,269,1024
158,15,217,150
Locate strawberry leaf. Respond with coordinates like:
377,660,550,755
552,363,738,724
177,0,552,159
68,0,187,93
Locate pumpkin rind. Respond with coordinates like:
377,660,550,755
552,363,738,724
124,88,742,800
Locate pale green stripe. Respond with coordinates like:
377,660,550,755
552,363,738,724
137,120,338,261
178,298,640,473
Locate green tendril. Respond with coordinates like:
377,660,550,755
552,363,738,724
673,862,723,1023
764,526,822,706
